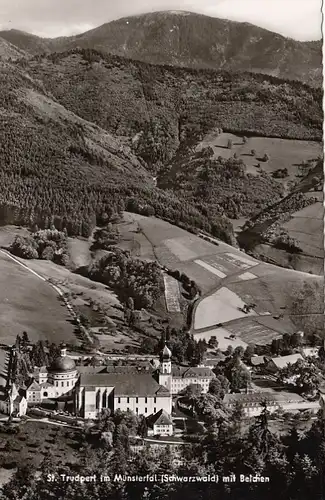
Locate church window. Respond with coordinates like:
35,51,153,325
145,407,147,414
154,397,156,403
136,397,138,403
118,397,121,403
136,408,138,414
61,382,64,387
145,397,148,403
154,407,156,413
127,397,130,403
43,392,48,397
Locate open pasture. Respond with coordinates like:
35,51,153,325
281,201,323,258
123,214,322,333
252,244,323,276
0,252,77,345
226,267,323,318
0,225,29,248
198,131,322,184
164,235,215,262
194,326,248,351
193,287,257,330
116,216,156,261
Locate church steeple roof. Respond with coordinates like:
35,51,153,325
161,343,172,360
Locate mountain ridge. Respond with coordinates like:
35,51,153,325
0,11,322,86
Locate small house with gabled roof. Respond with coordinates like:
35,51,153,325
146,408,173,437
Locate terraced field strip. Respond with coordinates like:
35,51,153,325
224,253,258,269
163,274,181,313
225,319,282,345
195,252,254,278
194,259,227,278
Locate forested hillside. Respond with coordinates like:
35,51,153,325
21,49,322,169
10,48,321,225
0,59,233,243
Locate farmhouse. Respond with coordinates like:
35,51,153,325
158,344,215,394
266,353,304,372
223,391,319,417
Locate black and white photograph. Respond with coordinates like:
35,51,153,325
0,0,323,498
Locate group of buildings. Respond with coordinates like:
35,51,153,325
1,342,322,431
0,343,215,436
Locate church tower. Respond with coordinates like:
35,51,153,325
158,344,172,391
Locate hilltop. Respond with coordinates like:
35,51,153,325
0,36,26,60
0,29,49,55
0,11,322,86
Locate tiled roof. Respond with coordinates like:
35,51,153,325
100,364,153,375
79,373,170,397
76,365,103,375
270,354,304,369
147,409,173,427
251,356,266,366
171,366,215,379
26,381,41,391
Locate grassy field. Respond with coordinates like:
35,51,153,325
282,201,323,257
0,252,77,346
0,225,129,349
12,257,132,351
252,244,323,275
1,216,321,351
198,131,322,189
251,196,323,275
193,314,295,350
122,213,322,347
194,287,257,330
